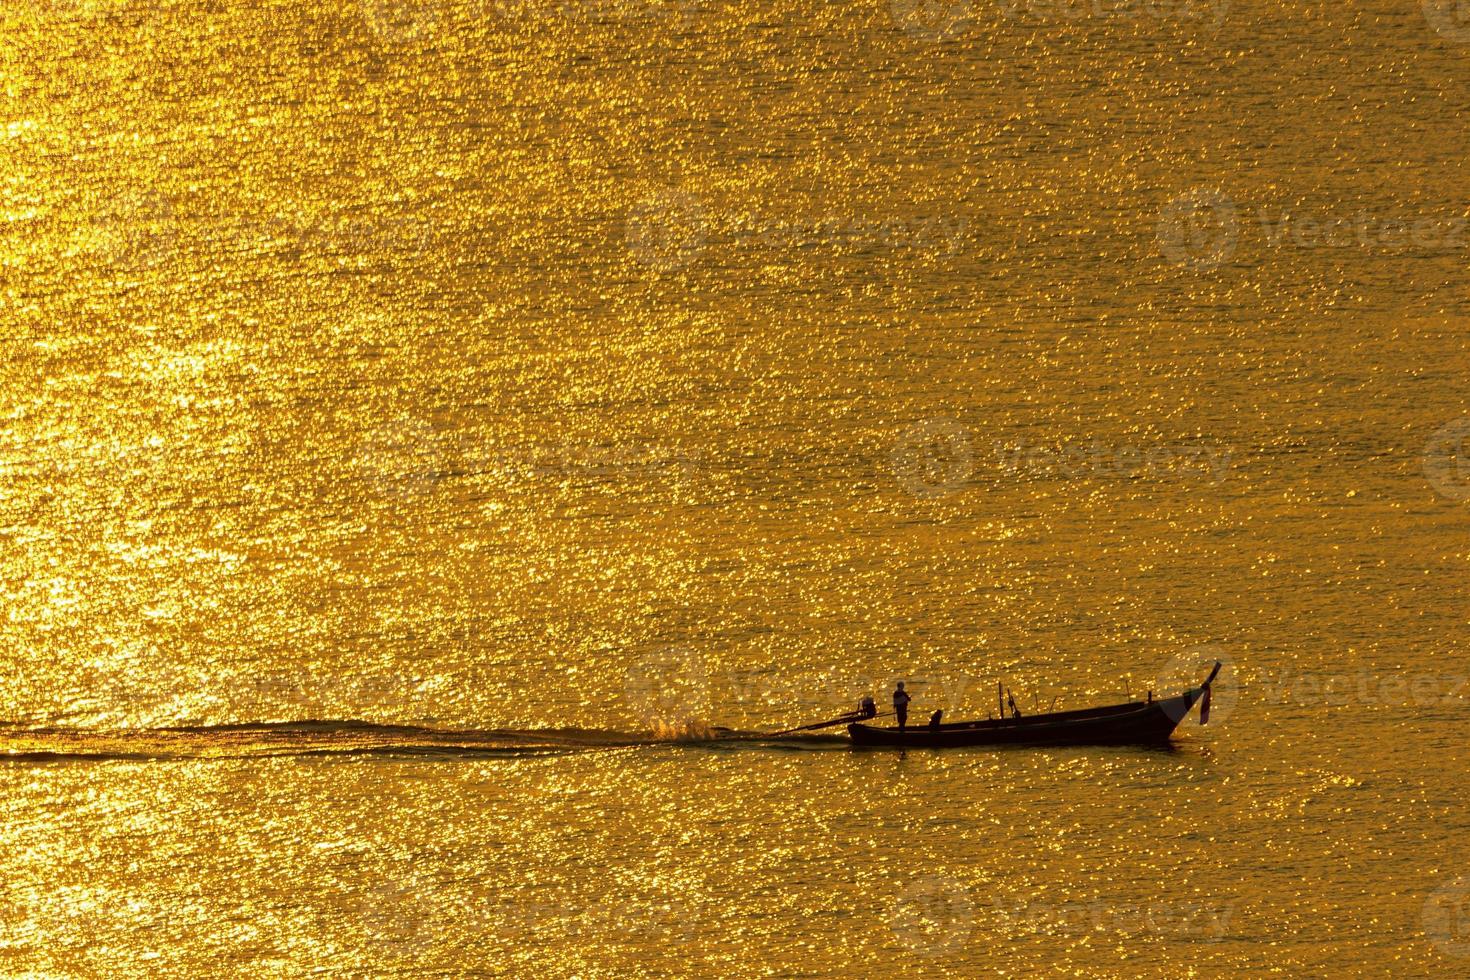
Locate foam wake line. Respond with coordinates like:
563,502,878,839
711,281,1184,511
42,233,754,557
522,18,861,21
0,718,848,762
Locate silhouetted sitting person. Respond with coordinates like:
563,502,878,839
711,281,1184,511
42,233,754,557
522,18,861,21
928,709,943,729
858,696,877,719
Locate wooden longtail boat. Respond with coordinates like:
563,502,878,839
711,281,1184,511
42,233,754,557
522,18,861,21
847,662,1222,748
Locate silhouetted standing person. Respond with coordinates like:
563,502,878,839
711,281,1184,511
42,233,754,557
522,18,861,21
893,682,911,731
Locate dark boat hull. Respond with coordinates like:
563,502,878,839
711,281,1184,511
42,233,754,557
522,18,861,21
847,687,1206,748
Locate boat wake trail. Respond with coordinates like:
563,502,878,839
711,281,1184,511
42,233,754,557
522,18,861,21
0,719,847,763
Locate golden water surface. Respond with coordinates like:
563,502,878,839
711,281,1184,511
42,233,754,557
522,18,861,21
3,0,1470,975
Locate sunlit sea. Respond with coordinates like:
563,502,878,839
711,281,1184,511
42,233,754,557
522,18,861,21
3,0,1470,975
